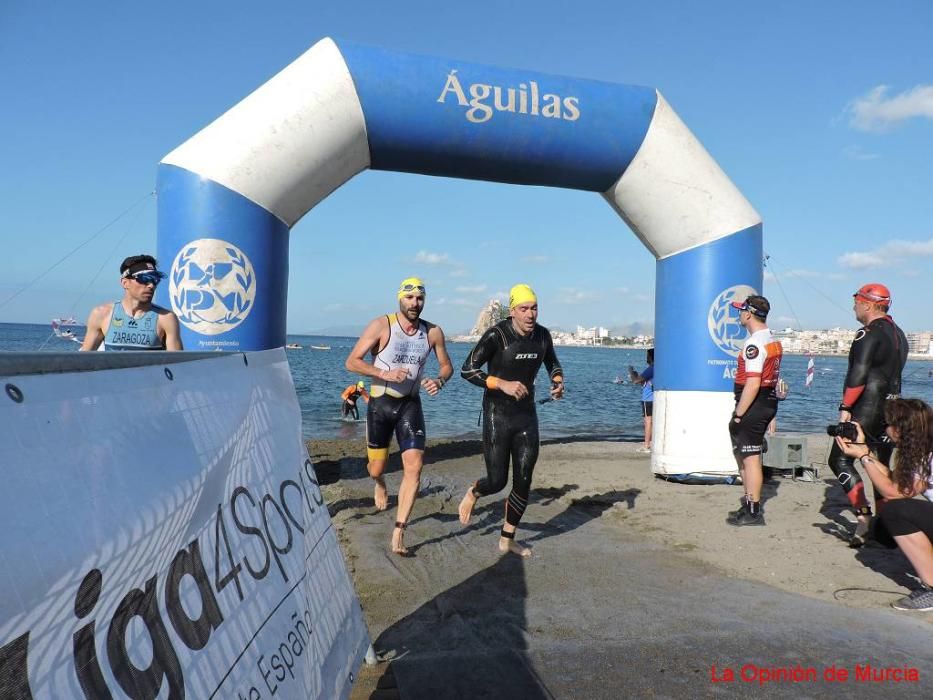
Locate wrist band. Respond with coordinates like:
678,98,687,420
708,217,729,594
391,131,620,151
859,453,872,465
436,376,446,389
486,376,499,390
838,403,852,412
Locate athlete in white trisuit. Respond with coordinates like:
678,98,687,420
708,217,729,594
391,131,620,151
345,277,453,556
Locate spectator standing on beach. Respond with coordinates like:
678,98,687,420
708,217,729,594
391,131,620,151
79,255,183,351
340,380,370,420
345,277,453,556
726,295,783,527
628,348,654,453
829,283,908,547
458,284,564,557
835,398,933,611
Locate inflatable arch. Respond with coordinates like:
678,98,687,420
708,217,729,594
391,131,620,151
157,38,762,477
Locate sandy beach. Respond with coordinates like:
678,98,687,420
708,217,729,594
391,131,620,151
309,434,933,698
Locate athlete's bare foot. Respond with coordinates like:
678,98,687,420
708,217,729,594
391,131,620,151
373,477,388,511
391,522,412,557
498,537,532,558
458,487,477,525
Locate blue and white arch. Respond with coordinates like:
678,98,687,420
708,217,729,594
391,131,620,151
157,38,761,477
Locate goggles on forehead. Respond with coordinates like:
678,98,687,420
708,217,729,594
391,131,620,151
131,271,166,286
400,284,426,294
853,290,889,303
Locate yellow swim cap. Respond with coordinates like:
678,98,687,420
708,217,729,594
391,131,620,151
509,283,537,308
357,380,365,389
397,277,426,299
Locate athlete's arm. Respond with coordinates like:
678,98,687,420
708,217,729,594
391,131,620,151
78,304,107,351
162,312,184,351
734,377,761,418
345,317,407,383
542,331,564,399
735,341,764,417
461,328,498,388
840,328,878,413
421,325,454,396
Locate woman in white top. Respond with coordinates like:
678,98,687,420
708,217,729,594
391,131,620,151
837,398,933,611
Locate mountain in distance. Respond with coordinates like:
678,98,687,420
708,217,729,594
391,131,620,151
294,324,363,337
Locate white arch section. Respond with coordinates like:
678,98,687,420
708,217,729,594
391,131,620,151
157,37,763,477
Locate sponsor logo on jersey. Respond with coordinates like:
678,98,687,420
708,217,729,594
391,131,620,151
745,345,759,359
515,353,538,360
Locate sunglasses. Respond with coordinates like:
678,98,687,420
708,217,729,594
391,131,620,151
132,272,164,286
400,284,426,293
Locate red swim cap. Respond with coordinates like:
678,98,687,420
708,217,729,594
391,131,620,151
853,283,891,306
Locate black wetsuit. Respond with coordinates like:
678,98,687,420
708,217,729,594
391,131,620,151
461,320,562,528
829,315,908,511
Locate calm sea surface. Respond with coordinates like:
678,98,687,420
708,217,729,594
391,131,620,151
3,322,932,442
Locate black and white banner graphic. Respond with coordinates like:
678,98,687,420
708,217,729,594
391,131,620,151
0,350,370,699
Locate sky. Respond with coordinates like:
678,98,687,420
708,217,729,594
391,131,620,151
1,1,931,335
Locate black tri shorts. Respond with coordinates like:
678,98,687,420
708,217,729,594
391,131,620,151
641,400,653,418
730,394,777,456
366,394,426,453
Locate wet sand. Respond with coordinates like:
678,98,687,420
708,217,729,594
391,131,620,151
309,434,933,699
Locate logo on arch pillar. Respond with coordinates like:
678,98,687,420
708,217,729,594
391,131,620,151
169,239,256,335
708,284,756,357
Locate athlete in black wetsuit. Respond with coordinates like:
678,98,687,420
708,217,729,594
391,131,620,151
829,283,908,546
458,284,563,557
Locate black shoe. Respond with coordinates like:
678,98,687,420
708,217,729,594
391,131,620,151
726,496,748,524
728,508,765,527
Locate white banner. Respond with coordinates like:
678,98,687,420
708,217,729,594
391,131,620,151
0,349,370,699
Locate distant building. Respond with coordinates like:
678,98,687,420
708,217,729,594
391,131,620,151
907,331,933,355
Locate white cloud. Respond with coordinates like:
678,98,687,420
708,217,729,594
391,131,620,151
448,268,468,278
455,284,487,294
771,269,845,281
838,237,933,269
842,145,880,161
521,255,549,263
414,250,451,265
555,287,599,304
614,286,630,294
847,84,933,132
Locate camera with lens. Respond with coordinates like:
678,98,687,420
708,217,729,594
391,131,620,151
826,421,858,441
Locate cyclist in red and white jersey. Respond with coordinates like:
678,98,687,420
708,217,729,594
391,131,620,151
727,295,783,526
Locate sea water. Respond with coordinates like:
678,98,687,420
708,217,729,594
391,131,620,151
3,322,932,442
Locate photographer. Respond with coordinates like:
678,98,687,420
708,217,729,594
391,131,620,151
835,398,933,612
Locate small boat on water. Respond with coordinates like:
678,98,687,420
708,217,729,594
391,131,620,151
51,318,81,343
309,344,331,351
285,343,302,349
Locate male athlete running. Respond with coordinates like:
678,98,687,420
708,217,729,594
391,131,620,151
458,284,564,557
345,277,452,556
830,283,907,546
